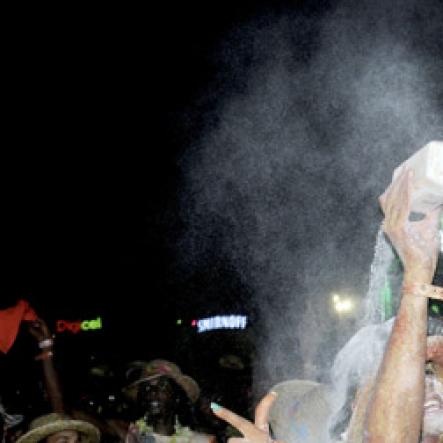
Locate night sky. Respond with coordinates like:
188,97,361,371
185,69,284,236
4,2,305,358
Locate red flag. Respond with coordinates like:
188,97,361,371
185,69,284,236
0,300,38,353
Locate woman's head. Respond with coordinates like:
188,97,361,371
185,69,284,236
16,414,99,443
45,430,79,443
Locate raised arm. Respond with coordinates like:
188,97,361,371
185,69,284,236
364,170,441,443
27,318,65,413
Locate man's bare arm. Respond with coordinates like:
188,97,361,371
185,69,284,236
27,318,65,413
364,170,441,443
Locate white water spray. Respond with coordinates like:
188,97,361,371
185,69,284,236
361,227,395,325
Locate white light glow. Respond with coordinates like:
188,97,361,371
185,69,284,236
335,300,354,313
196,315,248,333
332,293,355,314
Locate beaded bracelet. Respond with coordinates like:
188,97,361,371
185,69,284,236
38,338,54,349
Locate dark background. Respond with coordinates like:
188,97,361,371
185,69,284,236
4,2,272,336
2,1,304,412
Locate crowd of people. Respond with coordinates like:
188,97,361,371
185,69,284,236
0,321,240,443
1,169,442,443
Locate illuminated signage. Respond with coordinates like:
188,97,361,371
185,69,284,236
56,317,102,334
193,315,248,333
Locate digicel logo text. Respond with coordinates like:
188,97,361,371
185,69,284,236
56,317,102,334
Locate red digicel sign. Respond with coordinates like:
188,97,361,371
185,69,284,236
56,317,102,334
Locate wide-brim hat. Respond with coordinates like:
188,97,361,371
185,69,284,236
16,413,100,443
268,379,332,443
123,359,200,403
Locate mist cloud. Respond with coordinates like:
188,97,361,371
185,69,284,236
178,0,443,391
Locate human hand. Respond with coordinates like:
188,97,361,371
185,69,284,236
210,392,284,443
379,169,441,281
26,318,52,343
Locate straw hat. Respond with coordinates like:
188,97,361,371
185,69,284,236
123,359,200,403
17,413,100,443
268,379,332,443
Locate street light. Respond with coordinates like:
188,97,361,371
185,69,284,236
332,293,355,314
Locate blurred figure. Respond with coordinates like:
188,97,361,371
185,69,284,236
0,400,24,443
70,361,133,443
123,360,215,443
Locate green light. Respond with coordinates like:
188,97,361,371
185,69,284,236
381,279,393,321
176,319,182,325
431,304,440,315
